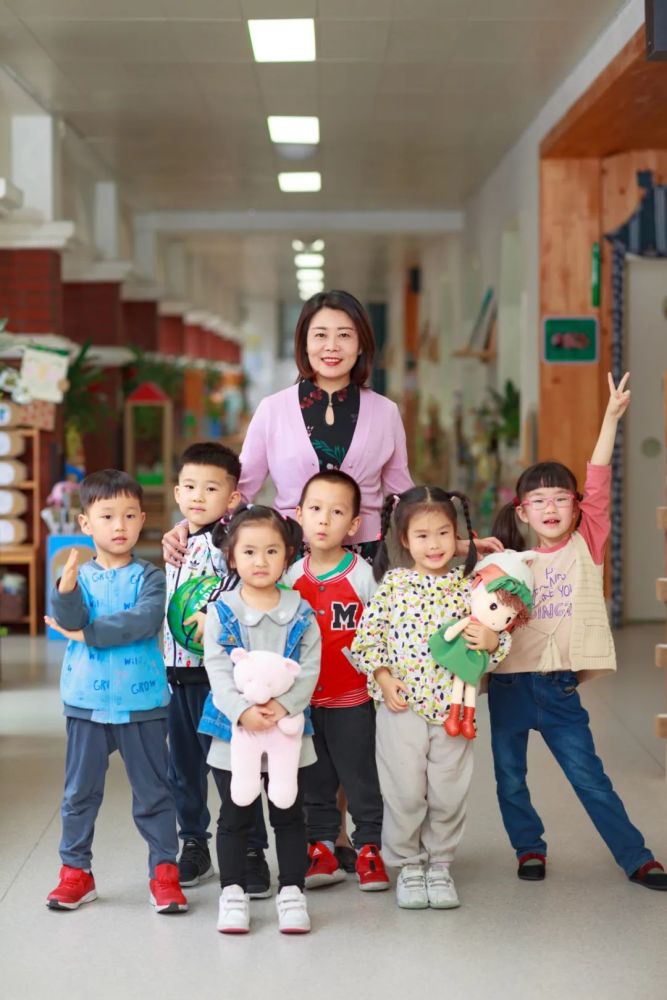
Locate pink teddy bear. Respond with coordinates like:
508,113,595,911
230,648,305,810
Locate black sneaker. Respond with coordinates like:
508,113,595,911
178,839,215,887
335,843,358,875
629,861,667,890
245,848,272,899
517,852,546,881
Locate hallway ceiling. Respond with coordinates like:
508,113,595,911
0,1,633,304
0,0,630,213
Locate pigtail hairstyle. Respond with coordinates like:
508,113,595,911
447,490,477,576
373,485,477,581
214,504,304,569
491,501,526,552
372,492,401,582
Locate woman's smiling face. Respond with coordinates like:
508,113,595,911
305,308,360,385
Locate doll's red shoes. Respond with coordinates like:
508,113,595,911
444,703,462,737
444,705,476,740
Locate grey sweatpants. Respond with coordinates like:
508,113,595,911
60,716,179,877
375,703,473,867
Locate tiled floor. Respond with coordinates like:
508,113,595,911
1,626,666,1000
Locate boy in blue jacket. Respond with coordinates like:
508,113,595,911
44,470,187,915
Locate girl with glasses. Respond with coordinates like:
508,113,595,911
490,372,666,891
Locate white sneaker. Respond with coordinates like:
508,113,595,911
426,864,460,909
396,864,428,909
217,885,250,934
276,885,311,934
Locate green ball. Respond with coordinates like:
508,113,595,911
167,575,224,656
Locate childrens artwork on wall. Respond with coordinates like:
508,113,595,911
20,346,70,403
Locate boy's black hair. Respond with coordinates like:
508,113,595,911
177,441,241,482
298,469,361,518
79,469,143,512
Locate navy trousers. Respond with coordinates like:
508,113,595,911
60,716,178,877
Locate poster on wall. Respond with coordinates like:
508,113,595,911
543,316,598,363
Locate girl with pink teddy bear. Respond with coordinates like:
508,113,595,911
198,504,321,935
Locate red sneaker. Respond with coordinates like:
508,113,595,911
150,862,189,914
47,865,98,910
355,845,390,892
305,842,346,889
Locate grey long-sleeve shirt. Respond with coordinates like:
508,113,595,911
203,587,321,771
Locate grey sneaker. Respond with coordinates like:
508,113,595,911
425,864,460,909
396,864,428,909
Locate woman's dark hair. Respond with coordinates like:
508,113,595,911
373,486,477,582
293,290,375,387
79,469,143,512
298,469,361,518
212,504,303,569
491,461,581,550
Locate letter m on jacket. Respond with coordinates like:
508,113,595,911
331,602,359,631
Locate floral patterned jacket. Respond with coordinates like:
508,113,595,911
351,567,511,724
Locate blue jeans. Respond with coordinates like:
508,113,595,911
488,671,653,876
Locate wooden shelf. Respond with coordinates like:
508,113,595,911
452,348,497,363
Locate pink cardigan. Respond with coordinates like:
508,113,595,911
239,384,414,543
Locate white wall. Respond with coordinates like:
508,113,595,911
459,0,645,429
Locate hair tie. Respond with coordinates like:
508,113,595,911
512,496,520,508
246,503,253,510
392,493,400,507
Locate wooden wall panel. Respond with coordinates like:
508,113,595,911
539,158,602,488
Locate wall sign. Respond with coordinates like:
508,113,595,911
543,316,598,363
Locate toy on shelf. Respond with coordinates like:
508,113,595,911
41,480,80,535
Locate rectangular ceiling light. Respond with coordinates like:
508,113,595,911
268,116,319,145
248,19,316,62
279,172,321,193
294,252,324,267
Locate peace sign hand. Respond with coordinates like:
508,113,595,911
606,371,631,420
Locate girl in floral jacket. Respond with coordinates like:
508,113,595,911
352,486,509,911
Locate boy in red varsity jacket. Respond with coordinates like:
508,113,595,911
284,471,389,892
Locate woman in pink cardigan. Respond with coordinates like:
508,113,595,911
239,290,413,553
163,290,414,562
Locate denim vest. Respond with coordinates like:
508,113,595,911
198,597,315,741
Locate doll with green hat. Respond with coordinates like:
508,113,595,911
429,550,535,740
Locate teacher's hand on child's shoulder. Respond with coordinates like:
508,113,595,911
162,521,189,567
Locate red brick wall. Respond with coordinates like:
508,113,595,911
0,249,63,334
158,315,185,356
122,300,158,353
63,282,123,346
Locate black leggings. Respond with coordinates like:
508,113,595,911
212,768,308,890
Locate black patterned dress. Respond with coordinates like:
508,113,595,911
298,379,378,563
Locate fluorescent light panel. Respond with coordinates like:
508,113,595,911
268,116,319,145
279,172,321,193
294,252,324,267
296,268,324,281
248,19,315,63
